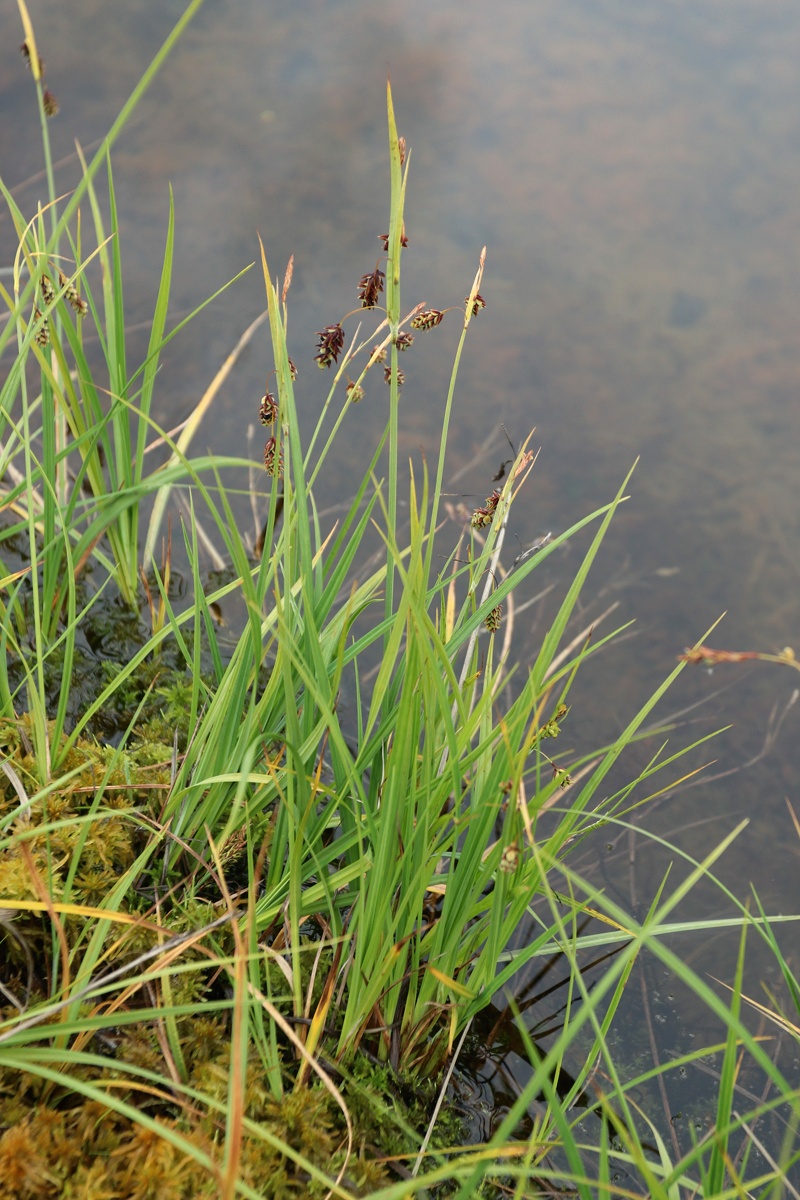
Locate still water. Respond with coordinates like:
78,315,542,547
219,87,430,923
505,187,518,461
3,0,800,1149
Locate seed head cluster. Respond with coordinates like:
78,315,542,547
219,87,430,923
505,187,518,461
314,324,345,369
20,39,58,115
259,392,279,426
484,603,502,632
305,173,486,423
33,307,49,348
257,379,282,473
471,490,502,529
58,270,88,316
411,309,444,332
263,435,283,478
357,266,385,309
37,265,88,325
378,227,409,251
20,40,44,76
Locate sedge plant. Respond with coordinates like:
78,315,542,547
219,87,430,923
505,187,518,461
3,8,800,1197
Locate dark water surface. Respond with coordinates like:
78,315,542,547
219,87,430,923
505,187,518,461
3,0,800,1149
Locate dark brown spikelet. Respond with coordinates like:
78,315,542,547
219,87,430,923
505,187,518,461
40,273,55,305
378,225,409,252
346,380,365,404
287,356,298,381
20,41,45,76
314,323,345,369
394,332,414,351
263,435,283,477
357,266,385,309
34,307,49,348
467,293,487,317
398,136,407,166
384,365,404,388
484,603,502,632
471,489,501,530
58,270,87,316
259,392,279,426
370,345,387,365
43,89,59,117
411,309,444,331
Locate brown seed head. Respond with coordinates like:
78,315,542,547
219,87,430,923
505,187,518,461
40,273,55,305
58,270,87,316
471,489,501,530
384,365,404,388
398,136,406,165
394,332,414,351
263,435,283,477
346,380,365,404
314,323,345,369
357,266,385,309
484,604,502,632
370,345,387,365
20,41,45,76
287,356,298,381
466,292,486,317
378,224,409,252
43,89,59,117
410,309,444,331
259,392,279,426
33,307,49,348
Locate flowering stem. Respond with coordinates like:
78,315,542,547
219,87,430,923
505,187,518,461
384,81,406,636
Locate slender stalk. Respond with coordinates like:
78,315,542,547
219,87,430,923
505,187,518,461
383,81,405,637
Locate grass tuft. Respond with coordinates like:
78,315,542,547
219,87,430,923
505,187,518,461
2,6,799,1195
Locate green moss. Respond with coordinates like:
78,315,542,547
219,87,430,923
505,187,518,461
0,1011,465,1197
0,725,471,1197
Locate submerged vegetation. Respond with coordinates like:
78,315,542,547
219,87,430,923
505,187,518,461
1,2,800,1195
